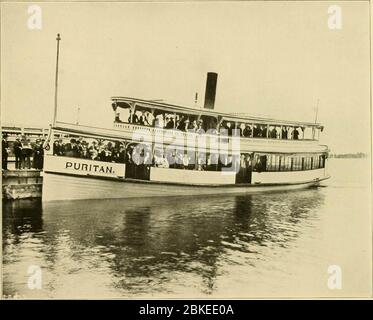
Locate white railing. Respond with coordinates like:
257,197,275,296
113,122,320,148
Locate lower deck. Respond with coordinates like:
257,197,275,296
42,154,330,201
42,171,329,202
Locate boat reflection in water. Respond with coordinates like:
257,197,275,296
3,189,325,298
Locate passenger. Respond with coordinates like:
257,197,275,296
226,122,233,136
164,117,170,128
144,111,153,126
166,117,175,129
153,152,162,167
155,115,164,128
270,127,277,139
175,119,181,130
166,151,176,168
143,149,152,166
71,139,80,158
182,119,190,132
128,110,138,124
182,153,189,169
2,134,9,170
53,139,60,155
13,136,22,169
118,145,127,163
231,124,241,137
255,158,262,172
159,156,169,168
196,120,204,134
197,154,205,171
89,141,99,160
227,155,233,167
261,125,267,138
32,139,44,169
191,120,198,132
76,140,84,157
138,112,145,126
208,153,219,171
127,146,134,164
100,145,112,162
63,139,72,156
243,124,252,138
81,141,90,159
253,125,259,137
282,127,288,139
293,127,299,140
115,112,122,123
166,118,175,129
177,116,185,129
21,138,32,169
174,152,183,169
209,127,218,135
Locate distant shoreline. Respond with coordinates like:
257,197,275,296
329,153,368,159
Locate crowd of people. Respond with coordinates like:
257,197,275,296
53,137,127,163
116,110,302,140
2,134,44,170
53,136,239,173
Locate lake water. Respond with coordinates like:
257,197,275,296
2,158,371,298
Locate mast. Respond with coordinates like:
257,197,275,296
314,98,319,124
52,33,61,127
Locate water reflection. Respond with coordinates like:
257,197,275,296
3,189,325,297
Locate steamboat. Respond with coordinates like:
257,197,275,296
42,72,330,202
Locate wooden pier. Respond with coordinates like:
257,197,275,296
2,170,43,200
2,123,47,200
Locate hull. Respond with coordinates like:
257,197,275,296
41,172,328,202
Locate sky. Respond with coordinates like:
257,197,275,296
1,1,371,154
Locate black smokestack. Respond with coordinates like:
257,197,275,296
204,72,218,110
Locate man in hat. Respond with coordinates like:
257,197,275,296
53,138,61,156
226,122,233,136
182,119,190,132
166,116,175,129
196,119,204,134
292,127,300,140
33,139,43,169
128,110,138,124
243,124,252,138
281,126,288,140
13,135,23,169
21,137,32,169
89,140,98,160
2,133,9,170
72,139,80,158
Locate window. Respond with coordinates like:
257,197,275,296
320,155,326,168
285,156,292,171
254,154,267,172
266,154,280,171
293,157,302,171
280,156,285,171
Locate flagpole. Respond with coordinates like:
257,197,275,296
314,98,319,124
52,33,61,127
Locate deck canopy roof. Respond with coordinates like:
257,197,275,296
111,96,324,130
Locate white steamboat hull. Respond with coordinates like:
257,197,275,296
41,172,327,202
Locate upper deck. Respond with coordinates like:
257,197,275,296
108,96,327,154
111,96,324,131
